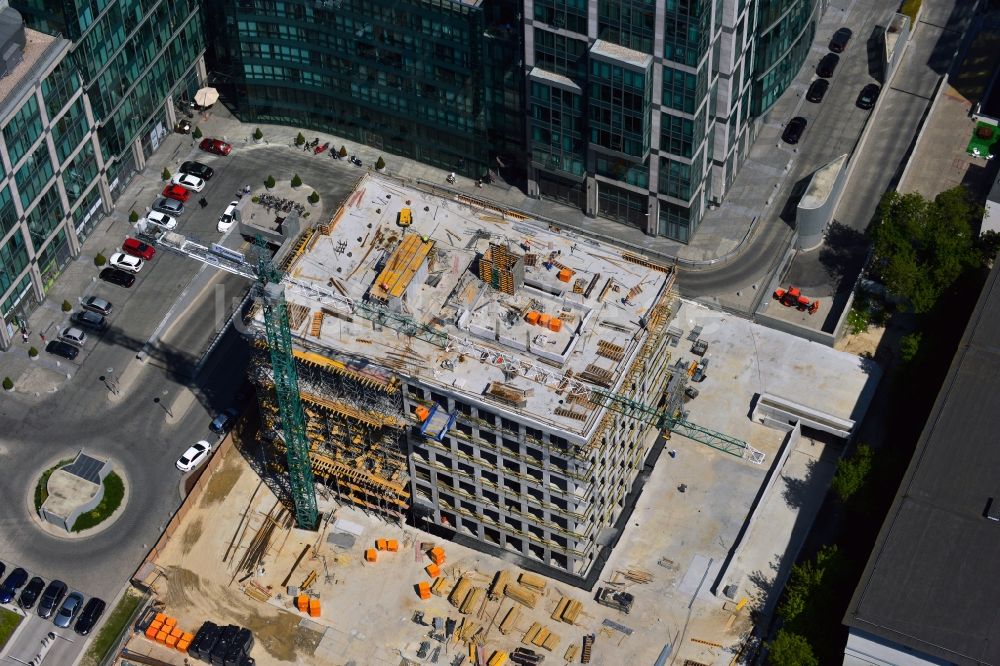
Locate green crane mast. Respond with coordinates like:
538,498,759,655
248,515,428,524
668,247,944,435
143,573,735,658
256,249,318,529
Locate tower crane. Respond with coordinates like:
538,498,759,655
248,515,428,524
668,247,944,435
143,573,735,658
156,232,319,529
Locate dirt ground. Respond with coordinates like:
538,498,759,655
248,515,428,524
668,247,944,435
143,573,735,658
129,430,768,666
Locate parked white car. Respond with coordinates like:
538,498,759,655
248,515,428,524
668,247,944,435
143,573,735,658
108,252,143,273
176,440,213,472
171,173,206,192
59,326,88,347
217,200,240,232
144,210,177,230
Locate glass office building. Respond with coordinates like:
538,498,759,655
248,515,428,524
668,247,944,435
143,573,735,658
14,0,205,199
526,0,817,243
209,0,523,181
0,5,104,348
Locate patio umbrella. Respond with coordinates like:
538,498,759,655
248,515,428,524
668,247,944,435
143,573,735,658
194,87,219,107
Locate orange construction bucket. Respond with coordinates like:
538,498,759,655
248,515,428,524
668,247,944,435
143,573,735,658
387,539,398,552
525,311,540,325
376,539,388,551
145,625,159,639
365,549,378,562
426,563,440,577
548,318,562,332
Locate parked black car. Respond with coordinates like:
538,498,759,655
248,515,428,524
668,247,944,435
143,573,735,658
45,340,79,360
782,117,808,144
0,567,29,603
190,622,221,661
857,83,881,110
181,160,215,180
37,579,67,619
806,78,829,103
18,576,45,610
817,53,840,78
829,27,852,52
211,625,241,666
74,597,106,635
210,408,240,435
100,267,136,288
71,310,108,331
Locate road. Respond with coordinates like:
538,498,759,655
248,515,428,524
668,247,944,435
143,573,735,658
676,0,919,305
0,137,368,647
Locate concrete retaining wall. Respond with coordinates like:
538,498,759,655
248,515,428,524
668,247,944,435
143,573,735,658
711,423,801,597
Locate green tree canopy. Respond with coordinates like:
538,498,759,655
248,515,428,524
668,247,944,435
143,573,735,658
870,187,983,313
768,630,818,666
831,444,874,502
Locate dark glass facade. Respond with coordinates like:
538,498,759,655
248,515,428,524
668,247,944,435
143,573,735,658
211,0,521,179
14,0,205,165
753,0,818,114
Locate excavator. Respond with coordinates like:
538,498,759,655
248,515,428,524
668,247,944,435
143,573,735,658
773,285,820,315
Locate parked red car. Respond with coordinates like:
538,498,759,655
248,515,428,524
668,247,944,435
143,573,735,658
162,184,191,202
199,138,232,156
122,237,155,260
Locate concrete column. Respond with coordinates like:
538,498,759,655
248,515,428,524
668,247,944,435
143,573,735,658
131,136,145,171
585,177,597,217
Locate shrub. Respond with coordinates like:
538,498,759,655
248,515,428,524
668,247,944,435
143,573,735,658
847,305,870,335
128,210,139,223
339,145,348,157
192,126,202,139
291,173,302,188
295,132,306,146
375,156,386,170
251,195,259,204
94,253,107,267
831,444,874,502
61,300,72,312
900,332,922,362
253,127,263,141
976,125,994,140
265,175,276,189
768,630,818,666
161,167,171,181
308,191,319,204
28,347,38,358
2,377,12,391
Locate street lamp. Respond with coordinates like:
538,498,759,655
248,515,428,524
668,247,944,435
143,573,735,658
153,395,173,417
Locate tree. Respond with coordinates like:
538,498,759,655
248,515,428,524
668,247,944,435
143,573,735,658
831,444,874,502
192,126,203,139
295,132,306,146
768,630,818,666
3,377,13,391
777,545,845,623
308,191,319,204
265,175,275,189
339,145,348,157
61,300,72,312
291,173,302,188
253,127,263,141
28,347,38,358
129,210,139,223
375,156,386,170
978,230,1000,263
161,167,171,181
870,187,983,313
94,253,107,267
900,332,922,362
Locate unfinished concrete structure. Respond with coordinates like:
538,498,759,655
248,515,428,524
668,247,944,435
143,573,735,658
246,174,699,580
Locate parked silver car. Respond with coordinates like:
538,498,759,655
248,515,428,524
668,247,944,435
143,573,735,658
152,197,184,216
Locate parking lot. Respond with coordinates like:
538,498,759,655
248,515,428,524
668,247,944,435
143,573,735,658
0,111,372,630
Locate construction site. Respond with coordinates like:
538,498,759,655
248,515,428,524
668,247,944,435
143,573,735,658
131,173,882,666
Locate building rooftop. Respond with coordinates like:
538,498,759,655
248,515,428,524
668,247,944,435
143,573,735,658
266,174,674,440
844,261,1000,665
0,26,66,121
528,67,583,92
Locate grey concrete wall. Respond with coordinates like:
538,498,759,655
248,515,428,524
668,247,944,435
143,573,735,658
40,481,105,532
711,423,800,598
795,155,849,250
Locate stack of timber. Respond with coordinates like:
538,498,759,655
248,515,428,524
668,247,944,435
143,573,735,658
504,584,538,609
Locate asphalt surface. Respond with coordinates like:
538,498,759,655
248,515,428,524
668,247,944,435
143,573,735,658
784,0,979,330
0,139,368,627
676,0,914,304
